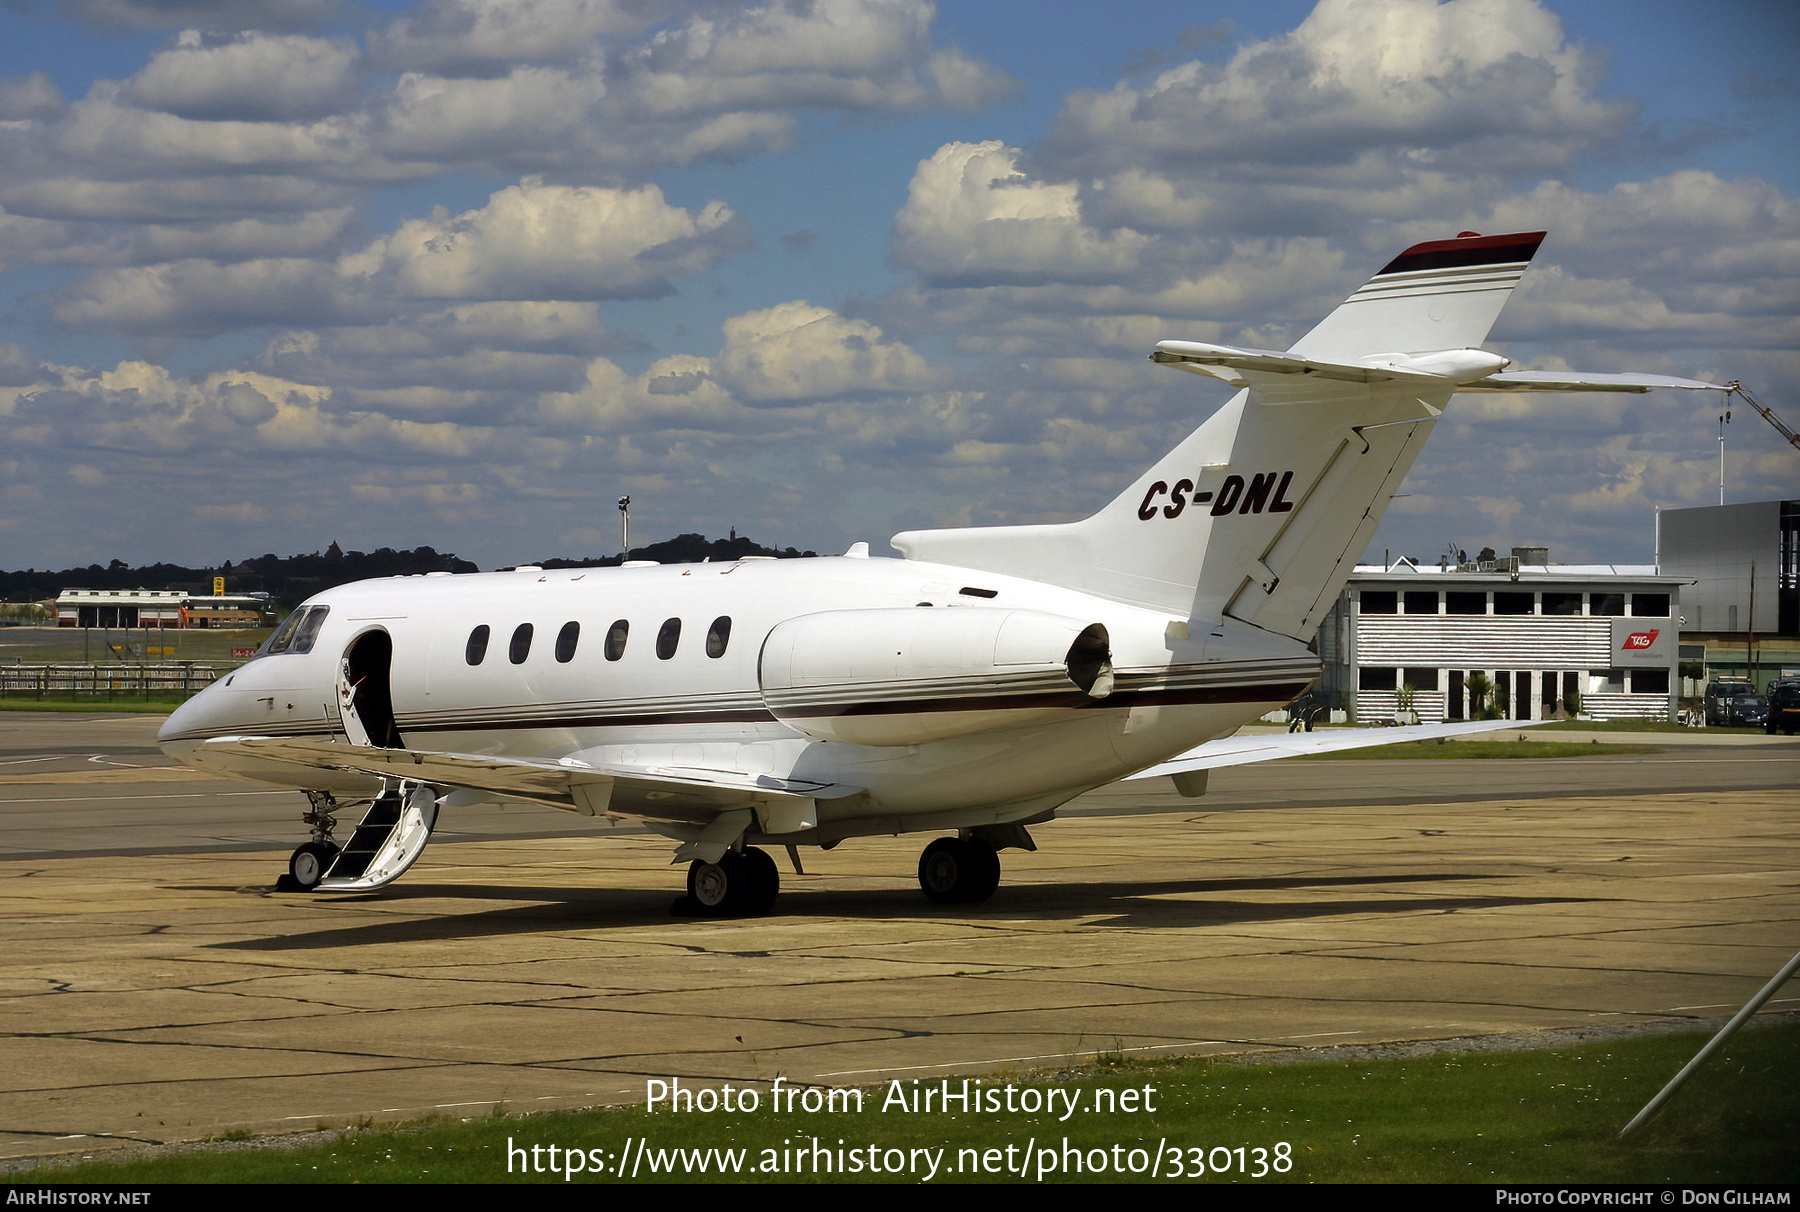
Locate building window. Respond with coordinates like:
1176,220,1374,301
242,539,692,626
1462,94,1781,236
465,625,490,666
604,620,628,661
656,618,681,659
509,623,533,664
1403,667,1439,691
1446,591,1486,615
1591,593,1625,616
1494,592,1534,615
705,616,731,658
1542,592,1582,616
1403,591,1439,614
1632,668,1669,694
1631,593,1671,617
1359,666,1398,690
1360,591,1397,614
555,621,580,663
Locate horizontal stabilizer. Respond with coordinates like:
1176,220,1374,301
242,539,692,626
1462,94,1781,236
1150,340,1510,388
1125,719,1546,781
1459,371,1723,394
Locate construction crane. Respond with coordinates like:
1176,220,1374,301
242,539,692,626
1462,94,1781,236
1727,380,1800,450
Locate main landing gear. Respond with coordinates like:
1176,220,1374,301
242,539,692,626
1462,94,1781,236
670,828,1028,917
917,835,1001,904
682,847,781,917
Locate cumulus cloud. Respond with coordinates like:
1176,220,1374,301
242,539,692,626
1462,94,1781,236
713,301,942,401
51,257,359,336
63,0,338,29
893,142,1151,287
0,175,354,224
624,0,1017,117
346,178,749,300
52,95,371,177
1046,0,1631,178
0,72,65,121
369,0,657,74
121,31,362,122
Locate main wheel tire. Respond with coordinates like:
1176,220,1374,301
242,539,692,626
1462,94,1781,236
918,837,1001,904
741,847,780,916
687,854,744,915
288,842,338,891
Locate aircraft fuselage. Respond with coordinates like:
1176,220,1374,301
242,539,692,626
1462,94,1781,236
159,553,1316,843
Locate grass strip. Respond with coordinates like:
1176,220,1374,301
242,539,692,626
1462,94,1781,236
25,1022,1798,1184
1295,739,1660,759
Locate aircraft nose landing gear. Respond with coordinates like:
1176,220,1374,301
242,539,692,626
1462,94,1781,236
286,841,340,891
277,790,344,892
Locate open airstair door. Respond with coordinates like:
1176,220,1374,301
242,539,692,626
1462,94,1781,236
337,628,403,749
319,778,438,891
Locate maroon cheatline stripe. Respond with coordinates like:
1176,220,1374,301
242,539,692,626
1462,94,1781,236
165,680,1310,742
1377,231,1546,277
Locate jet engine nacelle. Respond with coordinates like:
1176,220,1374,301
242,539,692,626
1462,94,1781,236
759,607,1114,747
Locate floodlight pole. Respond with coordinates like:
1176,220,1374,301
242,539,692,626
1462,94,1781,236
1717,410,1729,505
1619,947,1800,1137
618,496,631,559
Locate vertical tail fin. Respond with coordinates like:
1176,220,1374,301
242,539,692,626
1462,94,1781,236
892,233,1547,638
1290,231,1545,359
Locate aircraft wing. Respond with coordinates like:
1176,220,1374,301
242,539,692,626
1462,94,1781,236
199,735,862,825
1125,718,1547,781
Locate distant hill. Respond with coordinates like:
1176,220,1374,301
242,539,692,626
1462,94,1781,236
1,535,814,613
0,544,477,613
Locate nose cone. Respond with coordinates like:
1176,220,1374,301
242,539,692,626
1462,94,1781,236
158,677,229,766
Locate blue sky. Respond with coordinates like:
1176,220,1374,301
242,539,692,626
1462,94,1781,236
0,0,1794,573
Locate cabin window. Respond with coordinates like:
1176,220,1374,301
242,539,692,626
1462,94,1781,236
705,616,732,658
1494,592,1534,615
1403,591,1438,614
465,625,490,666
604,620,629,661
555,621,580,663
1631,593,1670,617
656,618,681,659
509,623,533,664
1542,592,1582,616
1446,591,1486,615
1359,591,1397,614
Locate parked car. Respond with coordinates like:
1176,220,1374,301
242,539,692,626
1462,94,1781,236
1704,680,1755,726
1767,683,1800,735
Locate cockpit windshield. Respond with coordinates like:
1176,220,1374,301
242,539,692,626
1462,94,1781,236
254,605,329,657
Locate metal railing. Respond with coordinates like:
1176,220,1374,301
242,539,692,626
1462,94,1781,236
0,663,221,700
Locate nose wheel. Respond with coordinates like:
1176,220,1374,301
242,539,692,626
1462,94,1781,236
284,841,340,892
918,836,1000,904
277,789,344,892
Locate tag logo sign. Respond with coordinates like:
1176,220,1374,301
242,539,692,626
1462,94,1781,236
1621,629,1660,651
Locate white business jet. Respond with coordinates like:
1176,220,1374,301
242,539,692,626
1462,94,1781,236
157,231,1719,914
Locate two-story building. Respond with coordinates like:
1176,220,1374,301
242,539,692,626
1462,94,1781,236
1316,557,1682,724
